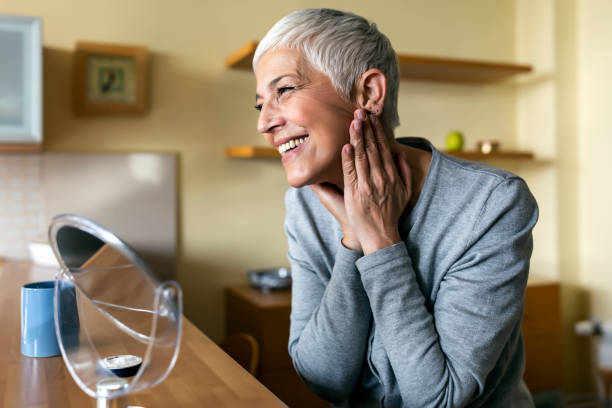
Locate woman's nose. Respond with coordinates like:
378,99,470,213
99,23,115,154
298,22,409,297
257,103,284,134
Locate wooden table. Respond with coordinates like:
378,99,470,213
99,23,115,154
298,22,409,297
0,260,286,407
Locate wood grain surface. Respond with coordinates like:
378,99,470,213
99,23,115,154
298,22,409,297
0,260,286,407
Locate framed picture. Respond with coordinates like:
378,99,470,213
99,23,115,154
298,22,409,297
73,41,149,115
0,14,42,145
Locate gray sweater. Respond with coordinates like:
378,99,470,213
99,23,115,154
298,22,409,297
284,138,538,407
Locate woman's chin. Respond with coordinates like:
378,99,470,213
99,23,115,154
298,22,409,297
284,165,319,188
283,159,340,188
285,173,310,188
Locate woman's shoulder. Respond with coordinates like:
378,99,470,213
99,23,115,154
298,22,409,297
433,149,536,210
400,137,532,200
398,137,520,183
402,138,537,235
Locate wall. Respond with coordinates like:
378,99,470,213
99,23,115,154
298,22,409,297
1,1,523,344
577,0,612,390
553,0,592,394
0,155,44,258
577,0,612,321
515,0,558,283
515,0,585,392
0,152,176,281
515,0,612,394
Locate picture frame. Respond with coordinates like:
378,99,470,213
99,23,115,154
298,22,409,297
0,14,42,145
72,41,149,115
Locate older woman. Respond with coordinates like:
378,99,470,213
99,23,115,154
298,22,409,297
253,8,537,408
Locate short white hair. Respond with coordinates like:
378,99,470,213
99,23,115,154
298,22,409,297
253,8,400,130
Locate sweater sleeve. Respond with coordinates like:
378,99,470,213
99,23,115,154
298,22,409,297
285,195,372,403
356,178,538,407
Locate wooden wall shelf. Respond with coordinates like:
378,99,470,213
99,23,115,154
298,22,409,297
445,150,534,160
0,143,42,153
226,145,534,161
225,41,258,70
397,55,531,83
226,145,280,158
225,41,532,83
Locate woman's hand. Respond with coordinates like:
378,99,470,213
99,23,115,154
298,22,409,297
309,182,362,251
343,110,412,255
311,109,412,254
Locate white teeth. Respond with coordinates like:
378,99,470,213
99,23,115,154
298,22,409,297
278,136,309,154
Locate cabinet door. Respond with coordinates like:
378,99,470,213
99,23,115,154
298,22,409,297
522,282,562,391
0,15,42,144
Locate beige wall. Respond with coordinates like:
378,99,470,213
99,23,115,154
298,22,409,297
553,0,587,394
577,0,612,389
578,0,612,321
516,0,612,394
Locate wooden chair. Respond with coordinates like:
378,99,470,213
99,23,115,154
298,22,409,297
221,332,260,376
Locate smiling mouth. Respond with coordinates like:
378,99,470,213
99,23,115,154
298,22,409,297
278,136,309,154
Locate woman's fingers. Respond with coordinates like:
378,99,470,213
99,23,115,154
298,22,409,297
342,144,358,190
371,115,396,178
350,118,369,181
362,115,383,179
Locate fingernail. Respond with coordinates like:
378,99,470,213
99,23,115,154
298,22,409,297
343,145,351,154
356,109,366,120
352,120,361,131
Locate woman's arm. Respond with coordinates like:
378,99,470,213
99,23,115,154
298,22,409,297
356,178,538,407
285,191,372,403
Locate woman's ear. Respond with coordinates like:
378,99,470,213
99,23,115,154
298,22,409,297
355,68,387,116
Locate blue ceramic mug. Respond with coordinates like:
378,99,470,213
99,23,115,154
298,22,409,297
21,281,61,357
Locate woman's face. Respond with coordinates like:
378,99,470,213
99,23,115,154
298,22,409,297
255,48,355,187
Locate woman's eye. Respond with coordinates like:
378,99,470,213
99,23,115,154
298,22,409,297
277,86,294,96
254,104,262,111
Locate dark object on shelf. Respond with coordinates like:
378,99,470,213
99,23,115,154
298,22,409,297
477,140,501,154
247,267,291,292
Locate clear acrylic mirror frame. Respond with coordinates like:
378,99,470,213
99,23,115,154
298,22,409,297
49,214,183,400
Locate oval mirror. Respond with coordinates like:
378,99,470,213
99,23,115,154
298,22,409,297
48,214,182,401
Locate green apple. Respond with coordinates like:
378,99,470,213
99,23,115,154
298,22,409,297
445,130,464,151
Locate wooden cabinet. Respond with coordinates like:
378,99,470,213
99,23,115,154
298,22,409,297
522,280,562,391
225,285,328,408
226,281,561,405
